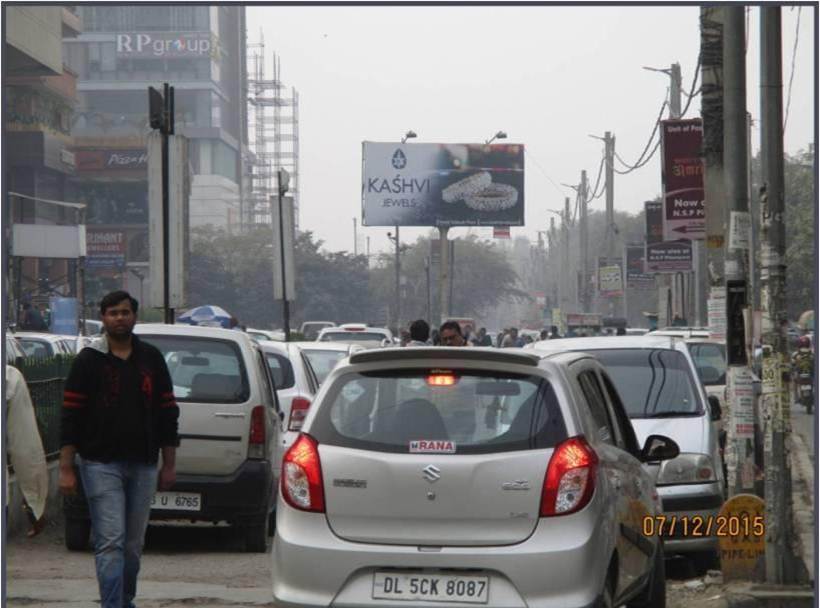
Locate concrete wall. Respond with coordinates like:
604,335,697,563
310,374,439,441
6,7,63,75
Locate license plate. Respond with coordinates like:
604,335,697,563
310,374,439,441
151,492,201,511
373,572,489,604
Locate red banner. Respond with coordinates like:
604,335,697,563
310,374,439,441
661,119,704,241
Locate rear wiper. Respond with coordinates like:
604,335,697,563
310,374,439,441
637,411,700,419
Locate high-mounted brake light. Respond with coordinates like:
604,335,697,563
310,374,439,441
540,436,598,517
427,373,458,387
282,434,325,513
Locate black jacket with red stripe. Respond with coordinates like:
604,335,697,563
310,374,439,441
61,334,179,463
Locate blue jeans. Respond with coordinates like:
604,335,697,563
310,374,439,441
78,459,158,608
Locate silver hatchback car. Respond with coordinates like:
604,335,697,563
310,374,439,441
272,348,679,608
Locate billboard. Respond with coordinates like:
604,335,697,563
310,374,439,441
362,142,524,227
598,257,623,297
645,201,663,245
661,119,705,241
625,244,654,289
116,32,216,59
645,240,693,273
86,230,126,269
75,149,148,172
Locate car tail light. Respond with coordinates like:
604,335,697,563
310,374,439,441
282,434,325,512
540,436,598,517
248,405,266,459
288,397,311,432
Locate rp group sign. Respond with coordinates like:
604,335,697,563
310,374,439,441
661,119,704,241
116,32,216,58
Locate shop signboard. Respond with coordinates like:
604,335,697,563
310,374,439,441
645,240,693,273
625,244,654,288
86,229,126,268
661,119,705,241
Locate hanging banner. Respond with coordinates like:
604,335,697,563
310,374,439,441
625,244,654,289
661,119,705,241
645,240,693,273
645,201,664,245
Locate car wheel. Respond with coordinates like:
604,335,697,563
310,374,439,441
627,547,666,608
243,514,271,553
65,518,91,551
690,550,719,576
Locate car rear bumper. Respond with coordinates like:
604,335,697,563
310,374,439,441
657,482,723,554
64,459,274,524
272,495,617,608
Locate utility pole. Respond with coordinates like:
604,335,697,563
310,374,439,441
668,64,688,325
424,256,432,323
579,170,589,312
439,227,450,323
760,5,802,583
604,132,616,317
549,217,558,313
723,6,755,495
561,198,571,313
389,226,401,332
353,218,357,256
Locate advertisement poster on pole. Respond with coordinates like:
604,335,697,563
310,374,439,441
362,142,525,227
661,119,705,241
645,240,693,273
644,201,663,245
597,257,623,297
625,244,654,289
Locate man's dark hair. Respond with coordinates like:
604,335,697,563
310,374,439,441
410,319,430,342
100,290,139,315
439,320,462,336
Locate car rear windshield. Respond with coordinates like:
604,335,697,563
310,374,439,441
687,342,727,386
320,331,385,343
310,369,567,454
301,350,346,385
140,335,250,403
592,349,702,418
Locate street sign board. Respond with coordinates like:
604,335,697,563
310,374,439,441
645,240,693,273
644,201,663,245
625,244,654,289
362,142,525,227
661,119,705,241
598,259,623,297
271,196,296,302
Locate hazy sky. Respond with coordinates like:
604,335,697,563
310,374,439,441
248,5,816,254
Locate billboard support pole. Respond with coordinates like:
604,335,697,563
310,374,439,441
438,227,449,324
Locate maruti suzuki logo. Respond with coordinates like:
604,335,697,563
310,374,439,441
392,149,407,169
422,465,441,483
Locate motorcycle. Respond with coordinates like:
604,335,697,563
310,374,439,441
796,372,814,414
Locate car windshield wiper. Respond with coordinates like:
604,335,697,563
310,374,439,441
635,411,700,419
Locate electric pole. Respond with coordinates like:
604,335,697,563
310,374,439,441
604,132,616,317
561,197,571,313
353,218,358,256
760,5,801,583
580,170,589,312
439,227,449,323
389,226,401,332
723,6,755,495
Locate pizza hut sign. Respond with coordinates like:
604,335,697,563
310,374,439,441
116,32,214,58
75,149,147,172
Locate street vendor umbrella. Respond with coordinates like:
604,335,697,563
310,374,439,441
177,305,233,328
798,310,814,331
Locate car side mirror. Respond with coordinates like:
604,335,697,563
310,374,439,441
640,434,680,463
707,395,722,421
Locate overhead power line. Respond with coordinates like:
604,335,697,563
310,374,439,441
784,6,801,131
524,149,566,196
680,53,703,117
613,98,667,174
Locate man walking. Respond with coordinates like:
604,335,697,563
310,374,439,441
59,291,179,608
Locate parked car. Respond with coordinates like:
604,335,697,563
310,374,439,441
13,332,74,359
246,328,286,342
82,319,104,335
531,335,725,570
273,347,678,608
63,325,282,553
258,340,320,474
316,323,393,349
299,321,336,341
648,328,710,339
295,341,364,386
6,335,26,365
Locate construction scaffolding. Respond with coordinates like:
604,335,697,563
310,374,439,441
247,35,300,228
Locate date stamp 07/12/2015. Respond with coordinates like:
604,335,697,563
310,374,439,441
641,515,765,538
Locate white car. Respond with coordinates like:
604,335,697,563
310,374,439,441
295,341,365,386
648,328,710,339
13,332,75,358
300,321,336,341
316,323,393,349
63,325,282,553
247,328,286,342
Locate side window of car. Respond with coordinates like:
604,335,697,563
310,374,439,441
577,371,616,445
300,352,319,394
598,370,641,456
